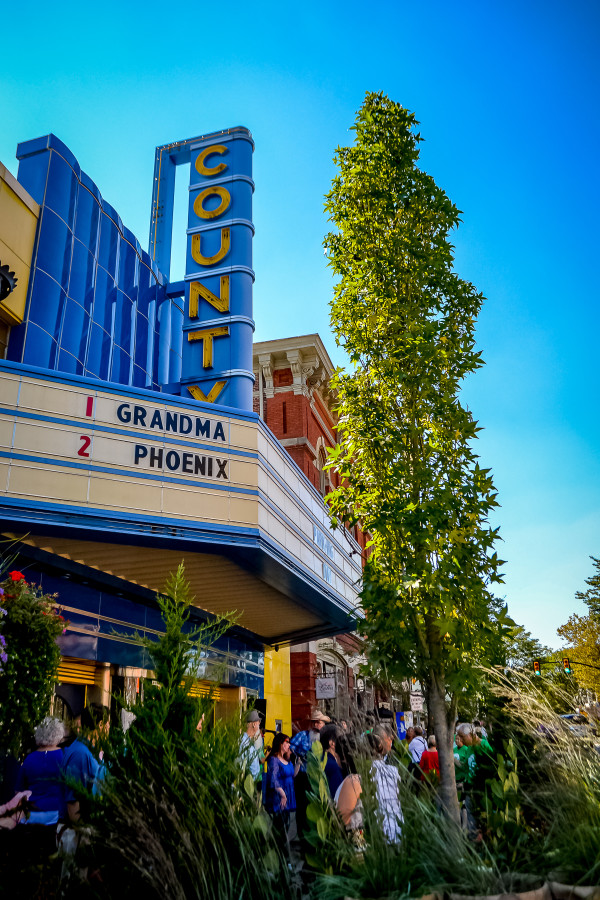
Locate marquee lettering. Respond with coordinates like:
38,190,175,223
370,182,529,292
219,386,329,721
116,402,226,440
134,444,229,480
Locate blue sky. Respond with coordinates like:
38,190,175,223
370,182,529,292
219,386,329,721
2,0,599,647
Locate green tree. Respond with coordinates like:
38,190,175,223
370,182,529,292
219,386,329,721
324,92,505,822
575,555,600,617
553,556,600,696
505,625,553,672
126,562,235,757
557,612,600,695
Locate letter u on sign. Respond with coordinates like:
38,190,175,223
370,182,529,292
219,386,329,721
191,229,230,266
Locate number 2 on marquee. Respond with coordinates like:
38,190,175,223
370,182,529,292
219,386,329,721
78,435,92,457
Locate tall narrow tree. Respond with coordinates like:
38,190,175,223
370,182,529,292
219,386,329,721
324,92,505,822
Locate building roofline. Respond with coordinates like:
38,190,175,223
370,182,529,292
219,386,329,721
253,333,336,377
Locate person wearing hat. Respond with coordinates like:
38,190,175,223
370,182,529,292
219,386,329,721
290,709,331,770
238,709,264,783
289,709,330,843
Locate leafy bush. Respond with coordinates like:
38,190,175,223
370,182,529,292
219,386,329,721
0,570,66,759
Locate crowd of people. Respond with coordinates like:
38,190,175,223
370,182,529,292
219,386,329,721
0,702,493,874
238,708,494,862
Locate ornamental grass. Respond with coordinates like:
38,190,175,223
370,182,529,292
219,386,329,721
308,669,600,900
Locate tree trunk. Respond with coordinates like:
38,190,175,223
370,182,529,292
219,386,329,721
428,675,461,825
424,681,433,735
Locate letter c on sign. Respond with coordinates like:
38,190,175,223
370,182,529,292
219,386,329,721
195,144,228,177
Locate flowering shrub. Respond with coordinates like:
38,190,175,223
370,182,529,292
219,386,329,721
0,571,67,757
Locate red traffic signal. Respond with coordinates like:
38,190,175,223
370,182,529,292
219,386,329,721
563,657,572,674
533,659,541,675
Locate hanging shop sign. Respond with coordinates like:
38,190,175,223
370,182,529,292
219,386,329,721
315,676,336,699
410,694,424,712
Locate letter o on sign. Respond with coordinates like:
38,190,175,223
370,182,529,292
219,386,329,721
193,186,231,220
165,451,180,471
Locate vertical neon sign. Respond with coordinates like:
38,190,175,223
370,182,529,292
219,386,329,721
182,131,255,410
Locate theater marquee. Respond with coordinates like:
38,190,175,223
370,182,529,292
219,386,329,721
0,362,362,625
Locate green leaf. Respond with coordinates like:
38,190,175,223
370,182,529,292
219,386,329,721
243,773,255,799
263,849,279,873
318,778,329,803
253,812,269,836
316,816,328,841
306,802,321,823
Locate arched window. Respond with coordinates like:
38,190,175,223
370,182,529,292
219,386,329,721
315,439,331,497
319,447,328,496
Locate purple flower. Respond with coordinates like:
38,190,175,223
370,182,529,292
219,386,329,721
0,652,7,664
0,607,6,616
0,635,5,646
0,588,4,595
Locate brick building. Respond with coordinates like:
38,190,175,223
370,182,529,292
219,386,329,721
253,334,371,730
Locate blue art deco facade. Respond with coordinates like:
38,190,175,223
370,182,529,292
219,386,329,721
0,129,361,729
8,135,175,390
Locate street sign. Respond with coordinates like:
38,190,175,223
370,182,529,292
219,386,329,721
315,676,336,699
410,694,424,712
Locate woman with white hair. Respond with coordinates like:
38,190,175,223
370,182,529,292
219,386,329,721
16,716,65,825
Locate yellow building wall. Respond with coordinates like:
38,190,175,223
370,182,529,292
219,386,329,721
263,646,291,735
0,161,40,326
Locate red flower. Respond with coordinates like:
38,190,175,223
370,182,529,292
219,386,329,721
9,572,24,582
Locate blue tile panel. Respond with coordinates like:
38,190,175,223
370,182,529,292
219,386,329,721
10,135,181,392
26,566,264,690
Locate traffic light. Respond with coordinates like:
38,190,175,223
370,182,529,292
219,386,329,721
563,657,572,674
533,659,541,676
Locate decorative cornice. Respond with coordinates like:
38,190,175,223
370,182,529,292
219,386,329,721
285,349,304,395
257,352,274,398
252,336,339,410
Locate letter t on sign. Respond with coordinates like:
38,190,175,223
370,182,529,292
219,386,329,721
187,326,229,368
